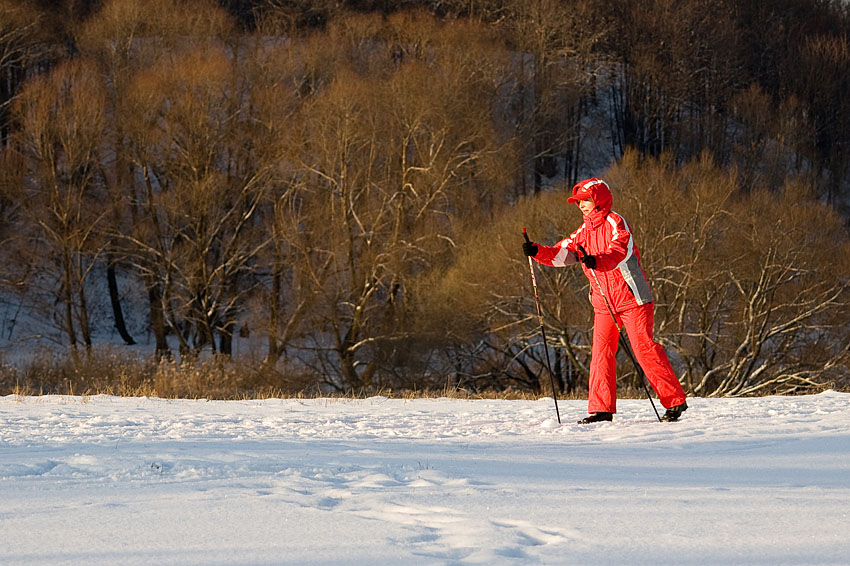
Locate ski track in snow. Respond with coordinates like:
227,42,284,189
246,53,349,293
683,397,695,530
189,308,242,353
1,392,849,565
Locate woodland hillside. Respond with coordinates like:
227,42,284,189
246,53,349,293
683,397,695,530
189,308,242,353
1,0,849,397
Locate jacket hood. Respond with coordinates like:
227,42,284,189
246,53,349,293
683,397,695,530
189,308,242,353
569,178,612,226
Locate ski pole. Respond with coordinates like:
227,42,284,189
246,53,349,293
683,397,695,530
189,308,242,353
577,244,662,422
523,228,561,424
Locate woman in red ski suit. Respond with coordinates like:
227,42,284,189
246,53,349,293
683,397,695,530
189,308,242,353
523,178,688,423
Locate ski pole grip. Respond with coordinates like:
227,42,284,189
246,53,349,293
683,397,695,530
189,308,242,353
577,244,588,258
523,228,531,243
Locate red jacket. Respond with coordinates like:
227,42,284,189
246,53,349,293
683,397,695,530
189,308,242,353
532,180,654,315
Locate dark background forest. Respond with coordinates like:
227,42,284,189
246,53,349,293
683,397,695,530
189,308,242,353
1,0,849,398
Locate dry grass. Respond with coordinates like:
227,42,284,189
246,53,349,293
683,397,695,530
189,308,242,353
0,346,603,401
0,347,290,399
7,348,839,401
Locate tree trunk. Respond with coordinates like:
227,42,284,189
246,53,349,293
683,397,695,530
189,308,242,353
76,269,92,349
61,251,77,348
218,327,233,356
107,257,136,345
266,268,281,362
147,281,170,359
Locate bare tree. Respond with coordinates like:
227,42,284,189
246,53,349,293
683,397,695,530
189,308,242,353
728,84,807,193
697,187,850,395
75,0,150,347
252,0,343,34
610,150,850,396
119,40,275,358
442,150,850,397
504,0,609,193
795,33,850,213
4,58,108,349
608,0,743,161
273,12,513,389
73,0,242,356
0,0,49,147
424,185,593,394
238,31,316,365
79,1,265,359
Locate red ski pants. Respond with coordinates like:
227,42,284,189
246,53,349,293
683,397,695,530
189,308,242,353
588,302,686,414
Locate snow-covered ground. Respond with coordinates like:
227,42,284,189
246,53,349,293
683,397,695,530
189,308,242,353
1,392,848,566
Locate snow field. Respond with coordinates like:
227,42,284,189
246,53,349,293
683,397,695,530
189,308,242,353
1,392,849,565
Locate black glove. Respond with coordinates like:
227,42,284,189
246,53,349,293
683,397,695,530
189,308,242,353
522,241,538,257
580,253,596,269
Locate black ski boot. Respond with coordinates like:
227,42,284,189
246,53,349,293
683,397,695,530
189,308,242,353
660,402,688,422
577,412,613,424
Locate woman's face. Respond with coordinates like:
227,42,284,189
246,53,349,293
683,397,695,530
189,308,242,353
577,198,595,215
